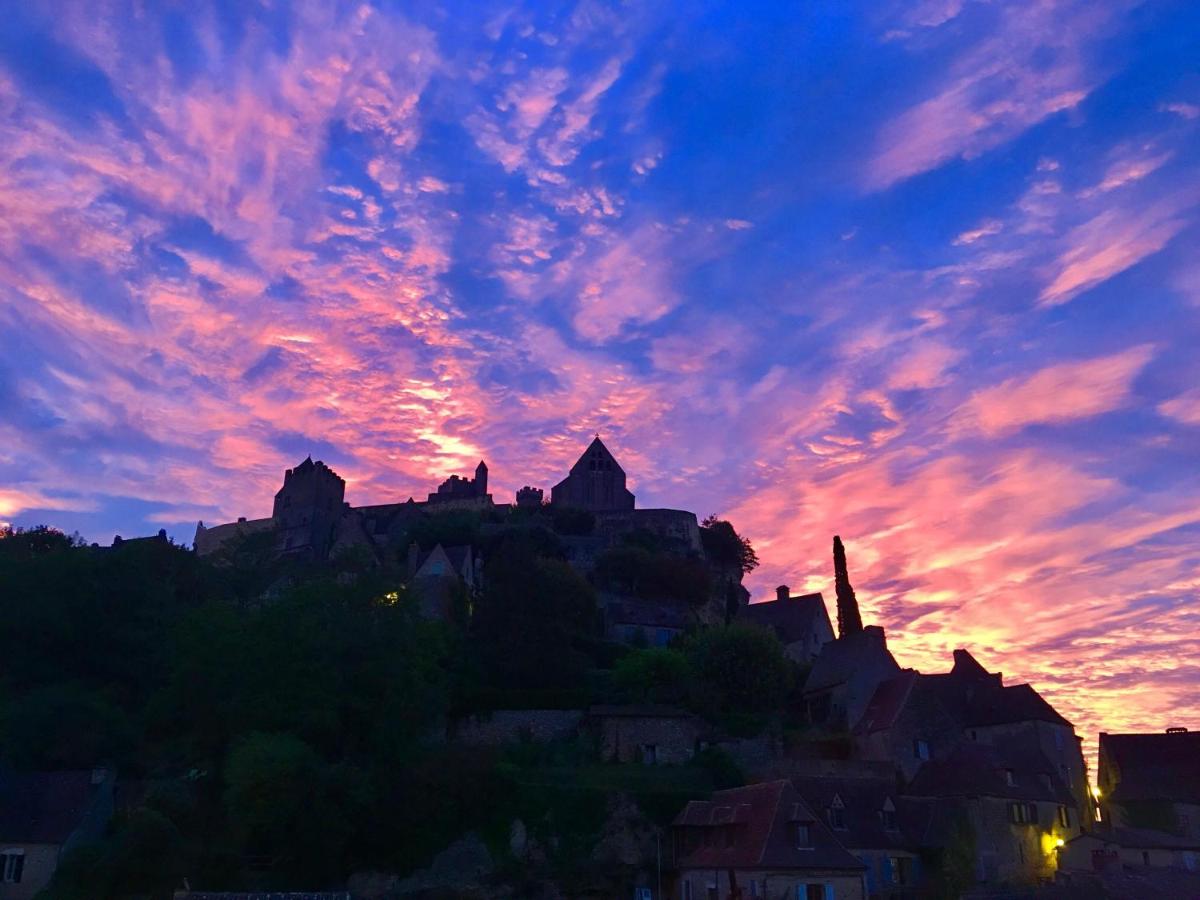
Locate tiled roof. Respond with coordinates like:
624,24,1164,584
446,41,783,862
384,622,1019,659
921,650,1070,728
741,592,830,645
854,670,919,734
673,780,864,871
1101,730,1200,803
907,744,1076,805
0,770,101,844
790,775,932,852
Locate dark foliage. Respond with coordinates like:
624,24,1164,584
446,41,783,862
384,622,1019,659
699,516,759,574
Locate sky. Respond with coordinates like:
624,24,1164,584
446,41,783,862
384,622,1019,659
2,0,1198,753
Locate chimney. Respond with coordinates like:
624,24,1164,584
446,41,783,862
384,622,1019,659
238,516,247,523
776,585,789,602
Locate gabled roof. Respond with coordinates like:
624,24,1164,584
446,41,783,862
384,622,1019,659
742,592,831,645
854,670,919,734
1100,730,1200,803
907,744,1076,805
921,650,1071,728
790,775,931,852
0,770,103,844
673,780,864,872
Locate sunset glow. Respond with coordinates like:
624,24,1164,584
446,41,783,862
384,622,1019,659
2,0,1198,762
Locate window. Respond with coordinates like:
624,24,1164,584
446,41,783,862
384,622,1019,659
1058,806,1071,828
1,850,23,884
890,856,912,885
1009,802,1027,824
641,744,658,765
1027,803,1039,824
795,823,811,848
881,807,898,830
1142,851,1150,866
1055,730,1065,751
913,739,931,760
707,885,718,900
682,881,692,900
1005,769,1016,786
1041,773,1053,792
748,879,761,898
828,795,846,829
801,885,829,900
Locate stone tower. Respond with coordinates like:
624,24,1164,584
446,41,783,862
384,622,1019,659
272,457,346,559
833,535,864,638
550,436,635,511
474,460,488,496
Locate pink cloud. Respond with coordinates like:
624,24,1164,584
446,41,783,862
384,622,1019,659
1038,200,1191,305
966,346,1153,435
865,0,1123,190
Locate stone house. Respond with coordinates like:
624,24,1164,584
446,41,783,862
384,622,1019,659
602,595,691,647
1058,826,1200,874
672,780,867,900
587,705,705,765
852,669,963,783
802,627,900,731
791,776,930,899
906,743,1079,885
406,542,481,621
741,587,834,666
0,769,114,900
1097,728,1200,840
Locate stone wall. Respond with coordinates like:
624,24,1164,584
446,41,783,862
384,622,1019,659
449,709,583,746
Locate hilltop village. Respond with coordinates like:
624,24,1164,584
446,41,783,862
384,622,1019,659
0,436,1196,900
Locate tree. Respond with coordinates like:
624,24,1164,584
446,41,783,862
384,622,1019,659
614,648,692,703
699,517,759,575
470,537,598,692
682,624,792,735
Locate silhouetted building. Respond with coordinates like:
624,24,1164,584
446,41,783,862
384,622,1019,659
551,436,635,511
804,626,901,730
273,456,346,559
429,460,489,504
742,585,835,664
515,485,544,508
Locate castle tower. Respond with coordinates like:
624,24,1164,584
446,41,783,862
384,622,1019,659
833,535,864,638
550,436,635,511
475,460,488,496
272,457,346,560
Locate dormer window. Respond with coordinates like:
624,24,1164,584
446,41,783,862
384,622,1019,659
827,795,846,830
881,797,898,831
913,739,931,761
1041,773,1053,792
794,823,811,848
1005,769,1016,787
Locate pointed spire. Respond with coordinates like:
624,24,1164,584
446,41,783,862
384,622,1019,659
833,535,864,638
